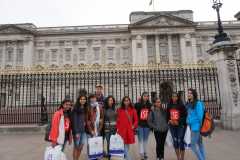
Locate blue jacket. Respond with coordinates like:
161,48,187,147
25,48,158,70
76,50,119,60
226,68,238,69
186,100,205,132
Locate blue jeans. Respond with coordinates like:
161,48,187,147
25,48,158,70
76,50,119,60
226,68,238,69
169,126,186,150
191,131,206,160
137,127,150,156
124,144,132,160
104,130,115,156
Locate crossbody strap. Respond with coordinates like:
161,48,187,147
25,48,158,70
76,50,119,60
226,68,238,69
125,109,133,126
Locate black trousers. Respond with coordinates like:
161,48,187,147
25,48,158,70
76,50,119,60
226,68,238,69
154,130,168,159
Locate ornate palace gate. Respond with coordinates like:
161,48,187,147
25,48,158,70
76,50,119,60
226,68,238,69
0,64,221,124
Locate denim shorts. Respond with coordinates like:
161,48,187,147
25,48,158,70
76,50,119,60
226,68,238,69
73,132,87,148
169,126,186,150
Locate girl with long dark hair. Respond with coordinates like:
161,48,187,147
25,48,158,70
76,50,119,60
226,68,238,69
103,95,117,159
167,92,187,160
134,92,152,160
49,99,72,151
186,89,206,160
116,96,138,160
71,95,88,160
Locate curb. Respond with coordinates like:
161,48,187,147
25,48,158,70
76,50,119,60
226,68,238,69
0,124,47,134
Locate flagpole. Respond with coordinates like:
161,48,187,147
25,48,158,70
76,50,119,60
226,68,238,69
153,0,155,11
149,0,155,11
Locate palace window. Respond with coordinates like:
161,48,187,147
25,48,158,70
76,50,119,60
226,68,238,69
45,41,51,47
79,48,86,61
93,47,100,61
16,48,24,63
37,49,44,62
6,48,13,62
51,49,58,62
186,41,192,47
137,43,142,48
122,47,129,60
107,47,114,60
172,35,180,55
59,41,65,46
197,44,203,57
65,48,72,62
0,49,2,62
159,43,168,55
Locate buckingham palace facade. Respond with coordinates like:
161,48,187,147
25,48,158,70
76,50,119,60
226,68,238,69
0,10,240,70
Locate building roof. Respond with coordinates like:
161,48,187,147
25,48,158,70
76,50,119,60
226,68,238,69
234,11,240,20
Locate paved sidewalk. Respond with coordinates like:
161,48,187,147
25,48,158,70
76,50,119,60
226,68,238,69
0,127,239,160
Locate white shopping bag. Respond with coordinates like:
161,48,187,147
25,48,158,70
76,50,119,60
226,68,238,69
165,130,173,147
44,145,65,160
184,126,191,149
88,136,103,160
109,134,124,158
60,152,67,160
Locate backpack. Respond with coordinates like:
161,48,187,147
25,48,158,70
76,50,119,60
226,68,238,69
200,110,215,137
44,120,52,142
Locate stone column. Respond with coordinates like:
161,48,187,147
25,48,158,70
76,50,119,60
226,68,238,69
155,35,160,64
208,41,240,130
2,41,6,68
23,37,34,68
191,34,198,63
168,35,173,64
142,35,148,65
180,34,187,64
131,35,137,65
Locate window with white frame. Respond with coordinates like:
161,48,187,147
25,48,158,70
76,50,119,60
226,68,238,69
65,48,72,62
107,47,114,60
93,47,100,61
79,48,86,61
159,43,168,55
16,48,23,63
37,49,44,62
197,44,203,57
51,49,58,62
122,47,129,60
172,35,180,55
0,49,2,62
6,47,13,62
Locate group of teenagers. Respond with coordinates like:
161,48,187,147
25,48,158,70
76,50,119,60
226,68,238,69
48,85,206,160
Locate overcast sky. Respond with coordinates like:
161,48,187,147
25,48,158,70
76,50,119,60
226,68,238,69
0,0,239,27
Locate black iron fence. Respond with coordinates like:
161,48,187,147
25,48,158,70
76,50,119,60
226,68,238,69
0,64,221,124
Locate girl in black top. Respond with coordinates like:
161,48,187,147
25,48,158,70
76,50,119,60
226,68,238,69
167,92,187,160
71,95,88,160
135,92,152,160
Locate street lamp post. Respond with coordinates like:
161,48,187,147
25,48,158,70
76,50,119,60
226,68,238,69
212,0,230,44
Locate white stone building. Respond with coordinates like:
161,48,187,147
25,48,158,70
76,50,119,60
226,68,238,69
0,10,240,69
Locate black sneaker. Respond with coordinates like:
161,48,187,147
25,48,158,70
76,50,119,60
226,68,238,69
144,153,148,159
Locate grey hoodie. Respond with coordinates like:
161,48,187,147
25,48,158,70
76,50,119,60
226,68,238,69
147,107,168,132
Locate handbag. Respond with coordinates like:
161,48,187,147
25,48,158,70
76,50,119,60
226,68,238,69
44,145,67,160
184,126,191,149
109,134,124,158
88,136,103,160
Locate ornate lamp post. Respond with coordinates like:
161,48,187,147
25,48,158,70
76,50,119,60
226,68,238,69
212,0,230,43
